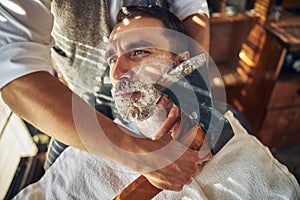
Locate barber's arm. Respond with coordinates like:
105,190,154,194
0,1,201,191
167,0,210,52
183,13,210,53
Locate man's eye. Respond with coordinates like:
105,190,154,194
132,49,148,57
107,56,118,65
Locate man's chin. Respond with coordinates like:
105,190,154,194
115,100,155,122
134,105,169,139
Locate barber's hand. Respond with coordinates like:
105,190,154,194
152,95,181,140
153,95,196,140
142,140,211,191
142,96,212,191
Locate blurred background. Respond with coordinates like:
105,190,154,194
209,0,300,189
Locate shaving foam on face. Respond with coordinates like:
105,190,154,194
112,81,161,122
112,54,207,139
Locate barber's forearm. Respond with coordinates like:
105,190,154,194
1,72,87,149
183,13,210,53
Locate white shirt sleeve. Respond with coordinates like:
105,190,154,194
167,0,209,21
0,0,54,89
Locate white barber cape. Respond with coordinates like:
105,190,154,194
14,111,300,199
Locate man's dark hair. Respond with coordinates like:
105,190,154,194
116,5,189,54
116,5,186,34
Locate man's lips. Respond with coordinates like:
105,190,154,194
116,90,141,99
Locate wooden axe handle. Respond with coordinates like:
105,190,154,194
114,176,161,200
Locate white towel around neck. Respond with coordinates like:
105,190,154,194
14,111,300,199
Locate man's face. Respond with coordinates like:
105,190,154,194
107,17,181,124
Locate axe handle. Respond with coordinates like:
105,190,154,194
113,126,205,200
114,176,161,200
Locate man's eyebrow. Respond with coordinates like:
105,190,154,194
106,40,154,60
106,49,114,60
124,40,154,51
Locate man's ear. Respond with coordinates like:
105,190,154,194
175,51,190,63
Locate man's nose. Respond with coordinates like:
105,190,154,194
112,56,134,81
